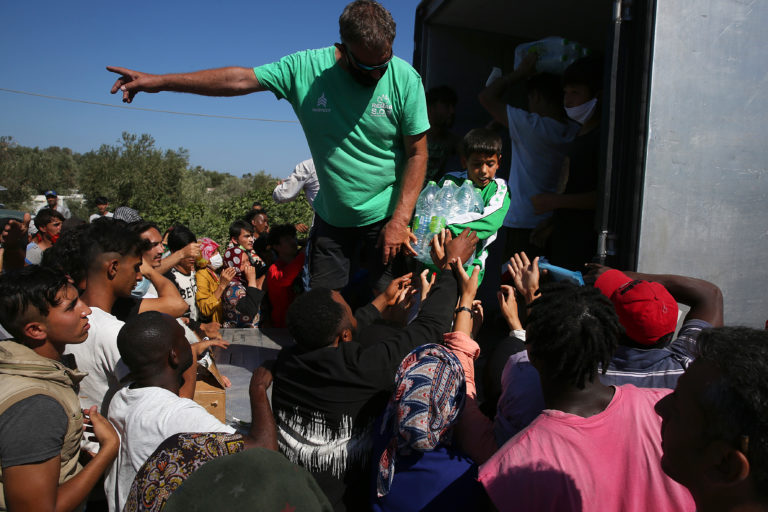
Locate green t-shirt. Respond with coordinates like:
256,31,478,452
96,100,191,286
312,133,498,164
254,47,430,227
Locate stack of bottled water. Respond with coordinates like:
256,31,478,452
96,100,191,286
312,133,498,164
513,36,590,75
411,179,484,263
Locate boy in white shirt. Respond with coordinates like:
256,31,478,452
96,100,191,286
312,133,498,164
64,221,143,414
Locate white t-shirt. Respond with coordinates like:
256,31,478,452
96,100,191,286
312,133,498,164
504,106,580,228
104,386,235,512
143,281,158,299
65,307,129,413
170,268,198,322
89,212,114,223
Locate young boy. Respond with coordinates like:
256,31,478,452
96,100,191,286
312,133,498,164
25,208,65,265
435,128,510,282
0,266,119,511
266,224,306,327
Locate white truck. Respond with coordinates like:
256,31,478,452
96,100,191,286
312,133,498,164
413,0,768,327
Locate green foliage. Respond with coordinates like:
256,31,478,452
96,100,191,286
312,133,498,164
0,132,314,247
0,136,79,209
77,132,186,214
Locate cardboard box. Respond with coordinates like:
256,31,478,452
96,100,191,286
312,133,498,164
193,360,227,423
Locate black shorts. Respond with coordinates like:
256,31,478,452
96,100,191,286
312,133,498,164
308,215,402,294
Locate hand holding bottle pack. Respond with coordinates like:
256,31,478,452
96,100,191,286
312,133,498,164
411,179,484,263
513,37,590,75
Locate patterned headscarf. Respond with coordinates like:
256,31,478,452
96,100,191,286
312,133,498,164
376,343,466,497
124,432,245,512
197,238,220,269
163,447,333,512
222,246,246,286
199,238,219,261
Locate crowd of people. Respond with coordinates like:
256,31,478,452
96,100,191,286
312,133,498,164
0,1,766,511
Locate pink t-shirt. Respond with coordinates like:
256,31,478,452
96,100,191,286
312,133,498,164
478,385,694,512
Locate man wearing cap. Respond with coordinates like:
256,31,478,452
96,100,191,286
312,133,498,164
589,264,723,388
37,190,72,220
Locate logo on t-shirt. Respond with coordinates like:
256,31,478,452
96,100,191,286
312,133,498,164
313,93,331,113
370,94,393,118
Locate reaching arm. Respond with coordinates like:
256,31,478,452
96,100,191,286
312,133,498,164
478,54,538,126
377,132,428,263
452,261,481,336
138,264,188,317
615,270,723,326
108,66,265,103
156,243,201,275
0,214,31,272
243,367,278,451
443,331,498,464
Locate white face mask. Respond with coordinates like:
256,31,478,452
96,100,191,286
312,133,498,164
565,97,598,125
209,253,223,269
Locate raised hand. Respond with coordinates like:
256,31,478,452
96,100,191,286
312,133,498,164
220,266,237,288
444,228,479,269
418,268,436,303
450,258,481,303
508,252,540,305
181,242,202,260
382,272,413,306
497,284,523,331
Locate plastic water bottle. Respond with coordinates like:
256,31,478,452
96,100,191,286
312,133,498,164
438,181,459,222
454,180,477,215
411,181,439,260
471,186,485,214
415,181,456,262
514,36,588,75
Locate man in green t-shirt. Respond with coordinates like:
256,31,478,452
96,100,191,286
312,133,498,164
107,0,430,297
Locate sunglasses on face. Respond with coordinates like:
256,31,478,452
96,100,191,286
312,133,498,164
342,44,392,72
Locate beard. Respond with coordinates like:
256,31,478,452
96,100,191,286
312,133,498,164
348,66,382,88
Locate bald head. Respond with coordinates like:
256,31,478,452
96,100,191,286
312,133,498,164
117,311,188,374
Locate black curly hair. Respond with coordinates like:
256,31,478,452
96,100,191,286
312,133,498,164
286,287,345,350
526,281,622,389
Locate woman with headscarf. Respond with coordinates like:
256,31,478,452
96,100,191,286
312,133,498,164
195,238,236,324
371,343,487,511
221,243,266,328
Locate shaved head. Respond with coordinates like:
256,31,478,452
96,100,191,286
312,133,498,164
117,311,189,374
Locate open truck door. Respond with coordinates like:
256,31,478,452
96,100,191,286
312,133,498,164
414,0,768,327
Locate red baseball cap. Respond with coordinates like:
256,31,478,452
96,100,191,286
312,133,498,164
595,269,678,345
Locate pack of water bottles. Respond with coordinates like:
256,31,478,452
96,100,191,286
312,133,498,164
411,179,485,263
514,36,590,75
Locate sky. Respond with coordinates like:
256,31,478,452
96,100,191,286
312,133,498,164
0,0,419,178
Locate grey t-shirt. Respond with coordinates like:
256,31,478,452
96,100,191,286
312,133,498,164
25,242,43,265
0,395,68,468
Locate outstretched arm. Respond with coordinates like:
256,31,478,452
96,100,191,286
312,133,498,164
108,66,265,103
138,262,188,317
588,265,724,327
244,366,278,451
